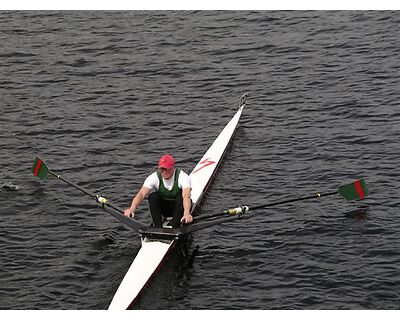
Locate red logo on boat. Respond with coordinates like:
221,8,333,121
192,158,216,174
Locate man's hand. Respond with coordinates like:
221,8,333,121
181,213,193,224
124,208,134,218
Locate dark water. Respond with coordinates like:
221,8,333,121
0,11,399,310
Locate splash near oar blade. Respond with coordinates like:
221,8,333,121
338,179,369,200
32,157,49,179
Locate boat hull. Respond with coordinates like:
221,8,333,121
108,98,247,309
108,238,176,310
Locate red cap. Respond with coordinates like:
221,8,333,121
158,154,175,169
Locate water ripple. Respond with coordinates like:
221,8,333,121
1,10,399,310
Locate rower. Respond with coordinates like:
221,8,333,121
124,154,193,227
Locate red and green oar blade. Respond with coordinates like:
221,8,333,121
32,157,49,179
338,178,369,201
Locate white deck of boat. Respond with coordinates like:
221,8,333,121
108,238,173,310
108,103,245,309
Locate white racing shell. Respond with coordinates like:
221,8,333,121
108,101,246,309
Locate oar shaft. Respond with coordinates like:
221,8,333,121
249,191,338,210
49,170,97,199
194,191,338,222
47,169,146,232
185,214,243,233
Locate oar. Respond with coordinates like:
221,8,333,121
194,179,369,222
31,157,146,232
125,179,369,238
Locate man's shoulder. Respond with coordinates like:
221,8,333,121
147,171,158,179
144,171,159,185
177,170,191,188
178,169,189,178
